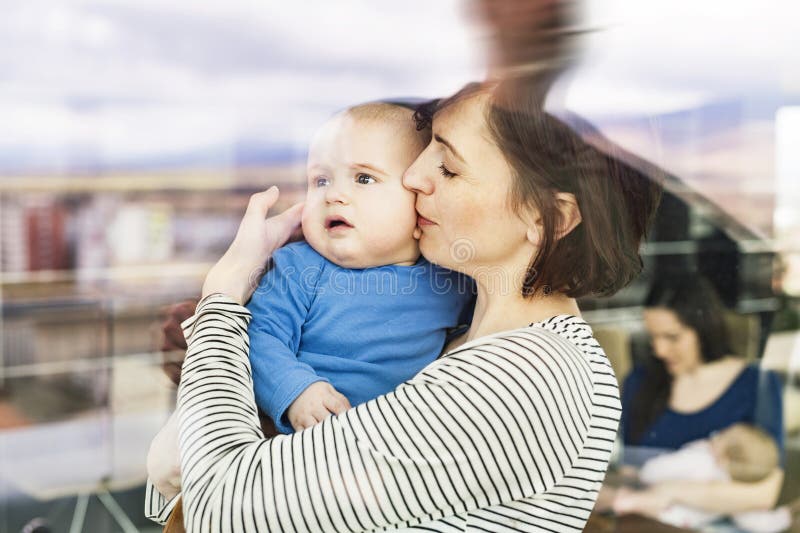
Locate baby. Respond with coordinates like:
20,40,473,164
145,102,474,529
618,423,791,533
246,102,475,433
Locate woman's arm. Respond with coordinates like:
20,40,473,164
169,293,594,532
146,410,182,500
614,468,785,518
145,187,304,525
653,468,784,513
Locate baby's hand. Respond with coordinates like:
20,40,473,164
287,382,351,431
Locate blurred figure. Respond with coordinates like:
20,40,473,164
609,275,786,521
471,0,582,80
615,423,793,532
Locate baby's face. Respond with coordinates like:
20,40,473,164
302,114,421,269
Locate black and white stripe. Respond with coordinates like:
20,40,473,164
145,295,620,532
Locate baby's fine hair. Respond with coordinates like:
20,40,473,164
720,423,779,482
341,102,431,149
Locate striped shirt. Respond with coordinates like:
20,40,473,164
145,293,621,532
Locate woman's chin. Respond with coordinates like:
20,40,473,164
420,240,457,272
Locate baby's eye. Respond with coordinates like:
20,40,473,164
355,173,376,185
314,176,330,187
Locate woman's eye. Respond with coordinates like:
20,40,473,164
438,163,457,178
356,173,376,184
315,177,330,187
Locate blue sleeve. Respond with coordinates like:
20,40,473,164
754,368,785,468
246,244,328,434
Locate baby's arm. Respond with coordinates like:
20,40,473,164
246,243,354,433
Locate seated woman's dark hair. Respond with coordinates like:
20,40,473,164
415,77,663,299
628,274,733,443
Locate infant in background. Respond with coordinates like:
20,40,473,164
622,423,791,533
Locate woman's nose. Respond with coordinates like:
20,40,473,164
651,339,669,358
403,156,434,195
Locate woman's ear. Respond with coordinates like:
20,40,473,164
526,225,541,247
523,206,543,247
554,192,582,240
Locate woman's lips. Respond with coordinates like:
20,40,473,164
417,215,435,226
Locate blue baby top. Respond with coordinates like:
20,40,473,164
246,241,476,434
620,364,785,466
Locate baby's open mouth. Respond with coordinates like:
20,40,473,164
325,215,354,230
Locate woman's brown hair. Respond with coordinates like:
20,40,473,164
415,77,663,298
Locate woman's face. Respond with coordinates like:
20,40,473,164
643,308,704,376
402,94,534,280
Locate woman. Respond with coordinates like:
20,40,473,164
145,79,661,532
612,276,785,518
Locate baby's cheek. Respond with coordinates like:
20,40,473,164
300,209,326,253
398,187,420,217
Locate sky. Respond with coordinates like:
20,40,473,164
0,0,798,174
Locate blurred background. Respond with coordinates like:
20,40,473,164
1,0,799,531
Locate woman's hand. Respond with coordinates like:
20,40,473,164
147,411,182,500
612,486,671,519
202,186,304,305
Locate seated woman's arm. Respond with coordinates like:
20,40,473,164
151,292,595,531
614,468,784,518
614,367,786,518
651,468,784,514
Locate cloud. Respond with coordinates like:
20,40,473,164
2,0,798,172
0,0,482,171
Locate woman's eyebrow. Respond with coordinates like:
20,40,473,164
434,134,465,163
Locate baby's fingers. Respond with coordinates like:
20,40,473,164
308,403,332,424
293,414,318,432
323,392,351,415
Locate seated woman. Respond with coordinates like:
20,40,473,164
611,275,785,520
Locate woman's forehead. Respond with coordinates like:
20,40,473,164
643,308,684,329
432,93,490,142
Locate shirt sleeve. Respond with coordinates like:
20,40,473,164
173,293,592,532
144,479,180,525
753,367,785,468
246,246,327,433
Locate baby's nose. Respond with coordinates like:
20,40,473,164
325,183,349,204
